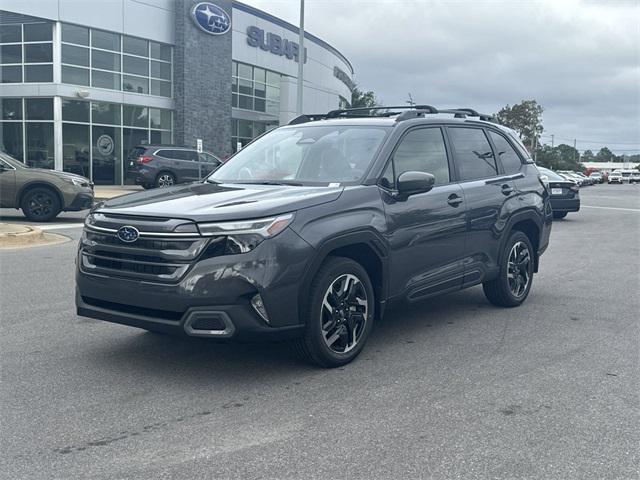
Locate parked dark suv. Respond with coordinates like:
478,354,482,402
77,106,552,367
126,145,222,189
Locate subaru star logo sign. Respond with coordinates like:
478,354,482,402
191,2,231,35
117,226,140,243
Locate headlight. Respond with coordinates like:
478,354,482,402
64,176,88,187
198,214,294,255
197,213,294,238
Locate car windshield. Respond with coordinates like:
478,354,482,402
0,152,26,169
207,125,390,186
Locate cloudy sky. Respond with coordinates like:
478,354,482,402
243,0,639,155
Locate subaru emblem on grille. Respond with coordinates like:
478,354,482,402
117,226,139,243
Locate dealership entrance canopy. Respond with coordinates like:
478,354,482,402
0,1,354,185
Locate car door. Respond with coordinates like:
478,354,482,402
198,152,221,178
0,158,17,207
156,149,198,183
380,126,467,300
446,126,519,286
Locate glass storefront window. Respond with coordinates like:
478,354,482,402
1,65,22,83
231,119,277,153
123,106,148,127
0,25,21,43
123,75,149,94
92,70,120,90
92,102,120,125
24,23,52,42
62,65,89,85
26,98,53,120
92,126,121,184
123,36,148,57
0,122,24,161
1,45,22,64
232,61,281,115
62,99,90,123
61,24,172,97
92,50,120,71
25,65,53,82
62,44,89,66
62,24,89,46
26,122,54,168
92,30,120,52
24,43,52,63
123,55,148,76
150,130,171,145
62,123,90,177
1,99,22,120
150,42,171,62
149,108,171,130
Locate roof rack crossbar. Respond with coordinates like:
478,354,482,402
325,104,437,119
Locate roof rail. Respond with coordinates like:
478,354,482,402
287,105,496,125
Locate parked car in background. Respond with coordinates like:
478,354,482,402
618,169,636,183
608,171,623,184
588,171,603,183
573,172,593,185
537,167,580,219
126,145,222,189
629,170,640,184
0,151,94,221
559,172,583,186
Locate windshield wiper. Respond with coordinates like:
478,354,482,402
235,180,304,186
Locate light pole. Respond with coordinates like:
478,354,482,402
296,0,305,115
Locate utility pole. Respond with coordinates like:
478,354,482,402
406,93,414,106
296,0,305,116
551,134,554,148
531,121,537,161
573,138,577,163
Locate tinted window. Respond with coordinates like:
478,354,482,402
489,131,522,174
449,127,497,180
157,149,195,160
385,128,449,187
199,153,220,164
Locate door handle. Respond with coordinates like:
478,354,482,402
447,194,463,207
501,184,514,195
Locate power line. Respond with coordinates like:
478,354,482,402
539,134,640,146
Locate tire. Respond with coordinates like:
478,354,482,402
292,257,375,368
483,231,535,308
20,187,61,222
155,171,176,188
553,211,568,219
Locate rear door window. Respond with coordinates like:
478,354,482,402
488,131,522,174
128,146,147,159
448,127,498,181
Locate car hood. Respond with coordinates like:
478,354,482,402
96,182,344,222
28,168,91,184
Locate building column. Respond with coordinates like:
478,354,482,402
53,96,63,172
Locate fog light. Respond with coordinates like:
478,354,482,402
251,294,270,324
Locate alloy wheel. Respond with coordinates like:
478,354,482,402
507,241,531,297
157,174,175,187
321,273,369,354
27,193,54,219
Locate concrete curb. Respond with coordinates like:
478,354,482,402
0,223,70,249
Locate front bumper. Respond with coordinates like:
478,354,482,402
66,191,94,211
75,227,312,341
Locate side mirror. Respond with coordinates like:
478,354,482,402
396,171,435,196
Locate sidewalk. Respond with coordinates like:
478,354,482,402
0,223,68,248
94,185,144,201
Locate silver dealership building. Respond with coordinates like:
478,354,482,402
0,1,354,185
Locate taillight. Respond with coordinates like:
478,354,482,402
137,155,153,164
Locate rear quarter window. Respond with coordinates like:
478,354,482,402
488,131,523,174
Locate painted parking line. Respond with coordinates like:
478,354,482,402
38,223,85,230
581,205,640,213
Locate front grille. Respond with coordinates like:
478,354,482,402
80,226,209,283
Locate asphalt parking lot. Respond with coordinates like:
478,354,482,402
1,184,638,480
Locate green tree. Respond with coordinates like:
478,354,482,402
350,87,378,109
535,144,583,171
596,147,615,162
581,149,595,162
495,100,544,151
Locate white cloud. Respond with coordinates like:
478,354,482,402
242,0,640,154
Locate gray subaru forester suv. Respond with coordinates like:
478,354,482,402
77,106,552,367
